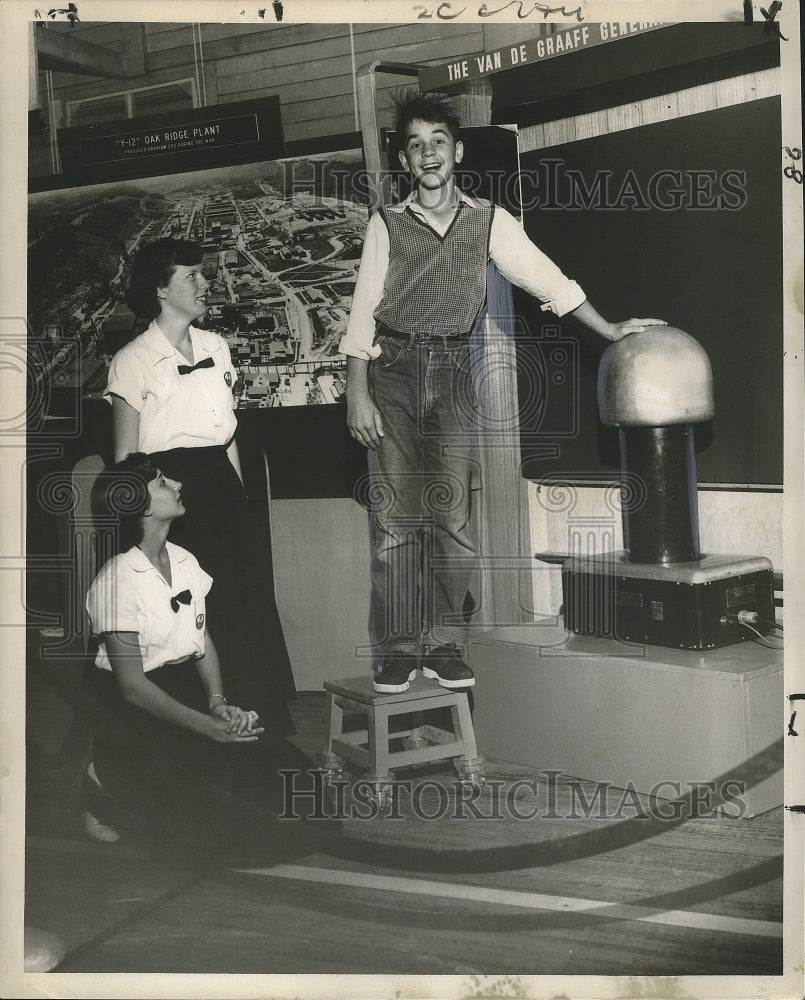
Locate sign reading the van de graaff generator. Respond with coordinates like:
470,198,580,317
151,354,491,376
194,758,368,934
419,22,668,90
58,97,285,184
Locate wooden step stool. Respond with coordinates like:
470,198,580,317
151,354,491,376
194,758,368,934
318,674,484,808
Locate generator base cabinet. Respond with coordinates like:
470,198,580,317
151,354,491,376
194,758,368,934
468,624,782,817
562,551,774,650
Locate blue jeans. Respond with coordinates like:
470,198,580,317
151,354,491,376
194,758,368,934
367,333,480,656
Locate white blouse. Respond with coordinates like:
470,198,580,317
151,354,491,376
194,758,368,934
87,542,213,673
105,320,238,452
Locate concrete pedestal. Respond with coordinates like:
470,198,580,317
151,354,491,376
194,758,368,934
468,624,783,816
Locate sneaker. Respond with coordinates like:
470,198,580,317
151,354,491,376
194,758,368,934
373,653,418,693
422,644,475,688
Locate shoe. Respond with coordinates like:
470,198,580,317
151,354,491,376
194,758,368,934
85,761,103,792
82,762,121,842
83,810,121,843
422,644,475,688
373,653,418,693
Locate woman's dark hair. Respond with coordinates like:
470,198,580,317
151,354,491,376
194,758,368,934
91,452,158,554
125,239,204,320
390,89,461,155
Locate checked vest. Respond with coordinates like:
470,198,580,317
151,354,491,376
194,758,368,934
374,199,494,337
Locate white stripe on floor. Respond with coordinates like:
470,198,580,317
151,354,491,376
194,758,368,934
234,863,782,939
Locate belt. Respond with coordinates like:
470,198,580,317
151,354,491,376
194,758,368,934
376,324,468,346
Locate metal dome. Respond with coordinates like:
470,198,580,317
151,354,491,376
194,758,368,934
598,326,715,427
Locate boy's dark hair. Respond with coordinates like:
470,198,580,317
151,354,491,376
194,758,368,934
390,89,461,150
125,239,204,319
91,452,159,554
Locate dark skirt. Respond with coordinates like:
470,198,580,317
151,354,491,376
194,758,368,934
87,662,329,866
148,443,295,735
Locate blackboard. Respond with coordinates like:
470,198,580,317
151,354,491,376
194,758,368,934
516,98,783,488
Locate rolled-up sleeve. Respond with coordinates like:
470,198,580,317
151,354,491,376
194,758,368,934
86,564,139,636
105,348,146,410
490,206,586,317
187,553,213,601
338,212,389,360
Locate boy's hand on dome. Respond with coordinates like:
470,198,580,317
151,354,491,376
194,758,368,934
607,318,668,340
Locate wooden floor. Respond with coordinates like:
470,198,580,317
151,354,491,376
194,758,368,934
24,644,784,979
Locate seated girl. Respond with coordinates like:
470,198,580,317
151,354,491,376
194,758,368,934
84,452,324,864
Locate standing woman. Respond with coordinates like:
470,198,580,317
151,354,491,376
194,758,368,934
106,239,295,734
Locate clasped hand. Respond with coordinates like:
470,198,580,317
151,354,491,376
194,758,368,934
211,702,263,741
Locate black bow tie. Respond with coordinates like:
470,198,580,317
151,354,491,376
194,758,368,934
170,589,192,612
177,357,214,375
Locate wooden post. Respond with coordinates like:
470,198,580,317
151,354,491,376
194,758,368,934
29,23,39,111
356,61,418,211
453,77,534,628
452,78,494,128
119,23,147,78
470,264,534,628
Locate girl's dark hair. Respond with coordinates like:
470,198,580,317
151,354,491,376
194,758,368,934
125,239,204,320
91,452,158,554
390,89,461,153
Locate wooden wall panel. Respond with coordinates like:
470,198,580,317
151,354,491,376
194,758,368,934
41,21,123,47
196,35,353,79
144,22,295,52
40,21,489,152
147,25,349,69
216,55,356,97
520,68,779,150
52,65,200,102
219,71,356,103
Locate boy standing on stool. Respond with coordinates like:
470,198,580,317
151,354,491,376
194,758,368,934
340,91,663,694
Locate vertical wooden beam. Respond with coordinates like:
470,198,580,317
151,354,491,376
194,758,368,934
119,22,146,78
453,77,534,627
453,77,493,127
356,61,418,211
356,62,386,213
203,61,220,107
477,265,534,627
29,23,39,110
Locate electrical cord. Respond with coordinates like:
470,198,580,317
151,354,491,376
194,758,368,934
739,620,784,647
757,618,783,631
